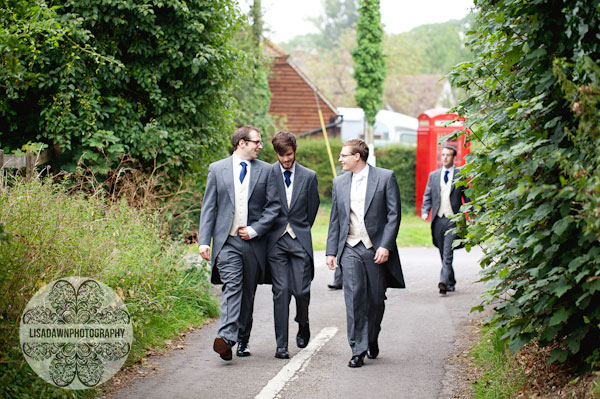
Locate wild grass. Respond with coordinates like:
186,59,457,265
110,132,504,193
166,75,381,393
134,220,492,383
470,326,526,399
0,179,218,398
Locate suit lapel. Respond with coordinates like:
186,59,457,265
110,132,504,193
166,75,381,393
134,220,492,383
340,172,352,219
248,159,261,197
273,166,288,210
222,157,235,206
289,163,305,210
364,167,380,213
432,169,442,198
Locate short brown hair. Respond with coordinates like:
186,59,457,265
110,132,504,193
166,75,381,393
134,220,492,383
272,131,297,155
232,125,260,150
442,144,457,156
343,139,369,162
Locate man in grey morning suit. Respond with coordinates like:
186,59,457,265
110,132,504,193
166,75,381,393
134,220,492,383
266,131,320,359
421,145,469,295
198,125,279,361
326,139,405,368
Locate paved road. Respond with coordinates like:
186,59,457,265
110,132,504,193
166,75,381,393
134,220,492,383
112,247,484,399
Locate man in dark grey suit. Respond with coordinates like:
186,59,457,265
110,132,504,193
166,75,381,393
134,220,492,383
266,131,320,360
421,145,469,295
326,139,405,368
198,125,279,361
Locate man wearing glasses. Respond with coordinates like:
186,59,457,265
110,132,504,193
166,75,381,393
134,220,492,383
199,125,280,361
326,139,405,368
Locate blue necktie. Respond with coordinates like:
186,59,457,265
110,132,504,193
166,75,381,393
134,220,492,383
239,161,247,183
283,170,292,187
444,170,449,184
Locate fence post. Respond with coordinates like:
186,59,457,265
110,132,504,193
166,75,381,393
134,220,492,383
26,151,34,181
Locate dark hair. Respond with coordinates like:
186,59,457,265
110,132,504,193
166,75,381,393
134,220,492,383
272,131,297,155
442,144,457,156
344,139,369,162
232,125,260,150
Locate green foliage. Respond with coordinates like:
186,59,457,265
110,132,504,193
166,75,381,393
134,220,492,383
0,179,218,397
352,0,385,126
230,27,275,136
0,0,244,180
450,0,600,368
401,17,473,75
375,144,416,208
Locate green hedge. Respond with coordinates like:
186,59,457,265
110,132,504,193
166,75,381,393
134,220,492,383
375,145,416,209
261,138,416,208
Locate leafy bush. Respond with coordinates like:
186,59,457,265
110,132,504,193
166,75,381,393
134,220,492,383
0,0,244,180
375,145,416,209
450,0,600,368
0,179,218,397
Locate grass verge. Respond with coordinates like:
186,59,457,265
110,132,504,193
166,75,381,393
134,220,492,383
470,326,527,398
0,179,218,398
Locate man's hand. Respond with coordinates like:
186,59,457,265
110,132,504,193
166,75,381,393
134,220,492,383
421,213,428,221
238,226,250,240
374,247,389,264
326,255,338,270
199,246,211,261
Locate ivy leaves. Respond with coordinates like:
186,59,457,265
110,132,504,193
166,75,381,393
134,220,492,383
452,0,600,368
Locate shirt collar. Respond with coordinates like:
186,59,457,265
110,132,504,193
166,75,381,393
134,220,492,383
442,165,455,173
353,164,369,180
232,153,249,167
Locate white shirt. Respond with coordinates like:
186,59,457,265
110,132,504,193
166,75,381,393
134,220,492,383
346,164,373,248
279,163,296,238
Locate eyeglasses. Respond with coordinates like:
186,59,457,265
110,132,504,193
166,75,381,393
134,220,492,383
244,138,263,146
339,153,355,158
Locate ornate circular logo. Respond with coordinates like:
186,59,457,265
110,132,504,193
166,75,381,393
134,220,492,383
19,277,133,389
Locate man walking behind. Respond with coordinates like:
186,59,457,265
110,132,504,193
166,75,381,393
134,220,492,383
326,139,405,368
421,145,469,295
266,131,320,359
198,125,279,361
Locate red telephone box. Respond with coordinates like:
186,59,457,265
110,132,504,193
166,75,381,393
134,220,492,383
415,108,470,216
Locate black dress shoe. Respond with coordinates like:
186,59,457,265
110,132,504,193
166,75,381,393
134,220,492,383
367,341,379,359
274,347,290,359
348,351,367,368
438,282,447,295
447,285,456,292
327,284,342,290
236,341,251,357
213,337,233,361
296,323,310,348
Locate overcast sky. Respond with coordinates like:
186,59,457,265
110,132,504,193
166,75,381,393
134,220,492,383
237,0,475,43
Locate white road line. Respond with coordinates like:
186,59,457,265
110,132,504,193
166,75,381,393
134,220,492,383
254,326,338,399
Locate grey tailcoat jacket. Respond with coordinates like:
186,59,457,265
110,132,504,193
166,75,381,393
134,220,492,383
421,167,469,248
198,156,280,284
266,162,320,281
326,166,405,289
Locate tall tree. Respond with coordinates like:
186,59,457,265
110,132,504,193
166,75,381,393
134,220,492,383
309,0,358,49
250,0,263,46
352,0,385,157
